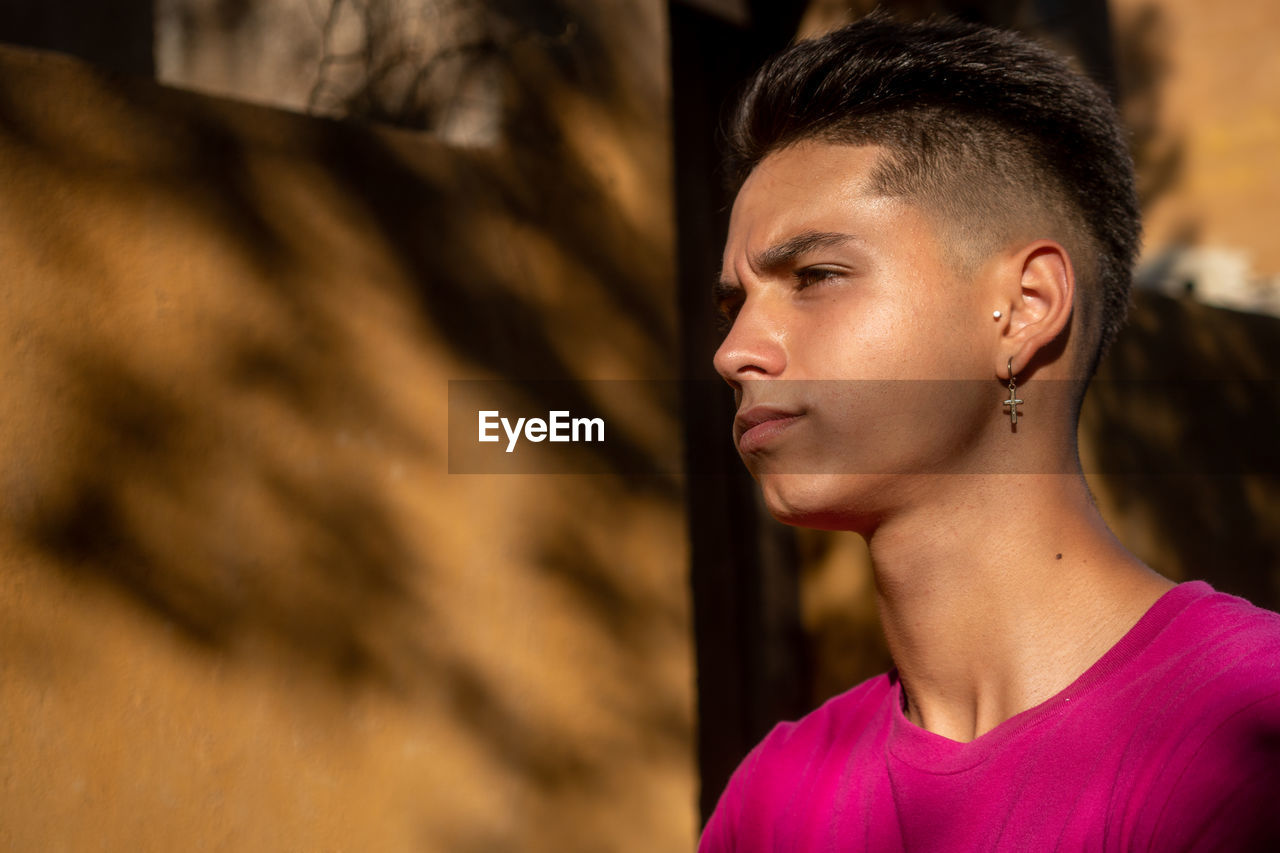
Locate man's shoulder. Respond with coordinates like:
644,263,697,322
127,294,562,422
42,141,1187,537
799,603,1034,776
1138,585,1280,848
1141,583,1280,764
706,671,897,839
1164,582,1280,679
752,671,897,763
1179,581,1280,626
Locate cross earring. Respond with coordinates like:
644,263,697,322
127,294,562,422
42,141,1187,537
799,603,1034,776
1002,357,1023,426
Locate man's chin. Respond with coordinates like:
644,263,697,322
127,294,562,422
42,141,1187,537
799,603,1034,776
756,473,880,532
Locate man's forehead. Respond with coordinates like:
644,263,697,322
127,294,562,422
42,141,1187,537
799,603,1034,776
737,140,889,198
720,144,904,281
726,143,890,240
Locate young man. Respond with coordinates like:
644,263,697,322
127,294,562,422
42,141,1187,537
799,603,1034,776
702,15,1280,851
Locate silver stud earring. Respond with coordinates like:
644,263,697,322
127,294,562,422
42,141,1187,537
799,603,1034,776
992,310,1003,320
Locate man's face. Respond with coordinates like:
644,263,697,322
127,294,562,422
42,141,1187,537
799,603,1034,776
714,141,1000,529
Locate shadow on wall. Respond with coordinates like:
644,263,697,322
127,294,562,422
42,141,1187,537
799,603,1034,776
0,1,686,846
1113,1,1185,217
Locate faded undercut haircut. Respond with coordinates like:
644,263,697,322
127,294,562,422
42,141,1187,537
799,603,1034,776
725,15,1140,376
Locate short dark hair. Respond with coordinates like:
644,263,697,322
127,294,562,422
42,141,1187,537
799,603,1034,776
725,15,1140,374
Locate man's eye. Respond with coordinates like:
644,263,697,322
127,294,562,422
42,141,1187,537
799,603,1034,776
794,267,840,289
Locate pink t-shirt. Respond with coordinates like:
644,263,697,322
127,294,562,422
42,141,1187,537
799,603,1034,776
700,582,1280,851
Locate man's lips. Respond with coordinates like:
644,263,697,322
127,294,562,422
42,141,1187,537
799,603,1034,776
734,405,804,453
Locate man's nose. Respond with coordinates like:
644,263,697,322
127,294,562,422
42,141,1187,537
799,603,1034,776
713,299,787,389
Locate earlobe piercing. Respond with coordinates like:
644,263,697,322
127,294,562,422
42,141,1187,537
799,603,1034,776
992,310,1002,320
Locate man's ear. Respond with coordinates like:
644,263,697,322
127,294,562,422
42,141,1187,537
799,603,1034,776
998,240,1074,378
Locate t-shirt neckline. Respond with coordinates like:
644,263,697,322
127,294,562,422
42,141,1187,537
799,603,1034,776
886,580,1213,774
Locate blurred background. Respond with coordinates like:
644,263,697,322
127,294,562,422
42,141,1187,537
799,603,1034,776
0,0,1275,848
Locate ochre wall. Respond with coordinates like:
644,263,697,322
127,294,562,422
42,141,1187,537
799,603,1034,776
1111,0,1280,277
0,1,695,847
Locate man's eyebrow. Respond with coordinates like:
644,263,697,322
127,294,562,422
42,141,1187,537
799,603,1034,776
752,231,857,273
714,231,859,299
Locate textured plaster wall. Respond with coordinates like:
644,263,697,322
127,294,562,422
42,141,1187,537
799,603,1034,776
1111,0,1280,289
0,1,694,847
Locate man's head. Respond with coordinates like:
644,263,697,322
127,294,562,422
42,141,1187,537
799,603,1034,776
724,15,1139,377
714,16,1141,528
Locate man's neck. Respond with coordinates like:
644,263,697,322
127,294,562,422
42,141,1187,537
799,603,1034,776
866,473,1173,743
